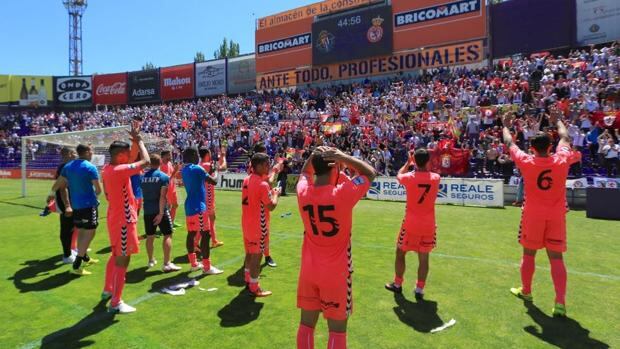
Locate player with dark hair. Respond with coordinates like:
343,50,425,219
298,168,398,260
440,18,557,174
181,147,223,275
248,142,280,267
241,152,281,297
199,147,225,249
101,125,150,313
296,147,376,349
160,149,180,227
141,154,181,272
502,110,581,317
385,148,441,299
48,143,102,275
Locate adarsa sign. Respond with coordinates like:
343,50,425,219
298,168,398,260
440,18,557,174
257,40,483,90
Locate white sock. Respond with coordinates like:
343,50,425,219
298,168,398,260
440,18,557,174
415,287,424,294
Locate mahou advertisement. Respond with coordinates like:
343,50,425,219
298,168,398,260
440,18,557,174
161,64,194,101
54,76,93,108
128,69,161,104
93,73,127,105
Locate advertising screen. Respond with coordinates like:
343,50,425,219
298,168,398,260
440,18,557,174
195,60,226,96
54,76,93,108
312,5,393,66
9,75,53,107
128,69,161,104
93,73,128,105
161,64,194,101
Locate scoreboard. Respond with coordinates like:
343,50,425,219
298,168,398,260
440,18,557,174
312,5,393,66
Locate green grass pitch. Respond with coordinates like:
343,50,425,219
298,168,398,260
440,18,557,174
0,179,618,348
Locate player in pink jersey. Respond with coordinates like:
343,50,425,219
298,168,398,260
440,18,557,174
101,125,150,314
502,110,581,317
160,150,180,227
241,153,281,297
198,147,226,249
385,149,440,299
296,147,375,349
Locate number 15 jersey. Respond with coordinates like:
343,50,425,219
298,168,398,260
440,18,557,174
296,174,370,265
510,144,581,216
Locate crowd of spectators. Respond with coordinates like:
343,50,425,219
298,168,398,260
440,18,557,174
1,43,619,178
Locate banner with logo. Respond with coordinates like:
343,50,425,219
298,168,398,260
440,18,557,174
576,0,620,45
195,60,226,97
257,0,374,30
227,55,256,94
8,75,53,107
367,177,503,207
0,169,56,180
0,75,9,105
53,76,93,108
216,172,246,191
128,69,161,104
93,73,127,105
161,64,194,101
566,178,589,189
257,40,483,90
592,177,620,189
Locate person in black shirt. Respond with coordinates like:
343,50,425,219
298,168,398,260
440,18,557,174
277,159,290,196
55,147,78,264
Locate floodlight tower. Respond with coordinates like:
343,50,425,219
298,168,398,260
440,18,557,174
63,0,87,76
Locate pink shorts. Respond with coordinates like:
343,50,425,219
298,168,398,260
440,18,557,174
519,211,566,252
243,229,269,254
186,211,210,233
297,264,352,320
107,221,140,256
396,221,436,253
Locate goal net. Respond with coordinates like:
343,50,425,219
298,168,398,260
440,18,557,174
20,126,169,197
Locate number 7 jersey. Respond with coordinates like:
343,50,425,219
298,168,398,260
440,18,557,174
296,174,370,264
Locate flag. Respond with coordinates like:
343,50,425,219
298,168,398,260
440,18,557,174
323,122,343,135
447,117,461,138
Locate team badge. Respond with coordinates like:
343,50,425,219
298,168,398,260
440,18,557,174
316,30,335,53
441,154,451,169
367,15,384,43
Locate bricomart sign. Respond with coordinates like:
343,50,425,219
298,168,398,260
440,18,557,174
395,0,481,28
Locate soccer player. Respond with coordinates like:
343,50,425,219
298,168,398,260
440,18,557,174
384,149,441,299
181,147,223,276
296,147,376,349
48,144,102,275
131,173,143,216
249,143,280,268
49,147,78,264
241,153,281,297
160,150,180,227
101,127,150,313
502,111,581,317
141,154,181,272
199,147,225,248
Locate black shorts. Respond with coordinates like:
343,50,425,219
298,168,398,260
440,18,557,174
73,206,99,230
144,211,173,236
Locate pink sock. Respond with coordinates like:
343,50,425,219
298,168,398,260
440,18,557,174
188,253,197,267
244,268,250,283
71,228,78,250
202,258,211,271
521,254,536,294
210,220,217,243
416,280,426,290
550,258,567,305
111,266,127,307
296,324,315,349
394,276,403,287
249,278,259,293
103,256,115,293
328,332,347,349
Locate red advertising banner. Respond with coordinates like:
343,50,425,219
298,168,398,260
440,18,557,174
93,73,127,105
161,64,194,101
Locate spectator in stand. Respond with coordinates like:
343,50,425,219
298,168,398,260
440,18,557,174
602,138,620,177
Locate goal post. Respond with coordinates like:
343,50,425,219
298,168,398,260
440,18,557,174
20,126,169,197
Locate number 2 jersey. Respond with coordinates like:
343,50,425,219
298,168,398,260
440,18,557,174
296,174,370,267
510,144,581,216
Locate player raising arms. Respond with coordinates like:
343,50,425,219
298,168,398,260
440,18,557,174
296,147,376,349
160,150,180,227
241,153,281,297
101,126,150,313
48,144,102,276
181,147,223,276
199,147,226,249
385,148,440,299
502,110,581,317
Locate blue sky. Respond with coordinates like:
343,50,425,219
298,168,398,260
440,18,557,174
0,0,313,76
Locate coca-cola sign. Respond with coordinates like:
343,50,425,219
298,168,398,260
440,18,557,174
128,69,160,104
93,73,128,105
161,64,194,101
54,76,93,107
